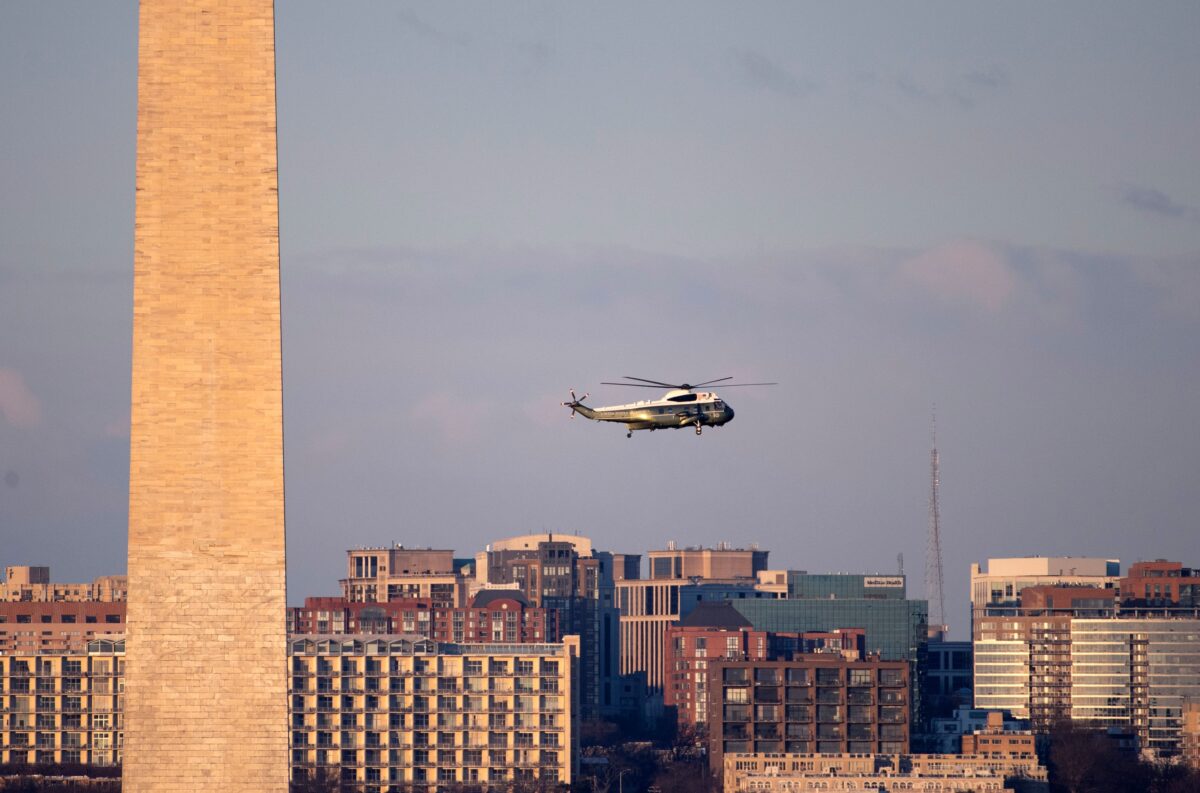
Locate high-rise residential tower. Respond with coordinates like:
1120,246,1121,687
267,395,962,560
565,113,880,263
124,2,287,791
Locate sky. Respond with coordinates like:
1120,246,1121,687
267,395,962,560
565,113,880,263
1,2,1198,638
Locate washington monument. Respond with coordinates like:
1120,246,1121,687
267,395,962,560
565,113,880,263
124,1,288,790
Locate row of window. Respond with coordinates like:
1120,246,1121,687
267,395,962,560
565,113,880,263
0,614,121,624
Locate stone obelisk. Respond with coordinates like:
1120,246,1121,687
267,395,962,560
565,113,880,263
125,2,287,790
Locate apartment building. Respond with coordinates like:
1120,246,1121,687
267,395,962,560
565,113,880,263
0,602,126,654
288,591,559,644
663,601,864,726
976,616,1200,756
646,543,768,581
1,566,127,603
1183,699,1200,770
341,547,471,607
473,533,620,718
0,637,125,767
288,634,578,791
1120,560,1200,608
969,557,1119,618
706,656,910,776
616,544,769,692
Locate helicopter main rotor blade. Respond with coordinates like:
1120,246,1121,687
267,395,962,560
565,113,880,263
704,382,778,387
689,376,734,388
600,382,672,388
620,376,681,388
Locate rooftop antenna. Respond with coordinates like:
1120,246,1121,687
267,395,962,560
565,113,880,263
926,406,947,635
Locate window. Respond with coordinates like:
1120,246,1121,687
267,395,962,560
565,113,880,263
848,669,872,686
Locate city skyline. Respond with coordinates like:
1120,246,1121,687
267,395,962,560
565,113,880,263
2,2,1199,640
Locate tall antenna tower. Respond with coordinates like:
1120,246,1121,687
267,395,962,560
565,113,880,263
926,407,947,636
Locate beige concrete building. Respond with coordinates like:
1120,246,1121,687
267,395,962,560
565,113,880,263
724,753,1047,793
1183,699,1200,770
0,638,125,767
647,543,768,581
1,634,576,790
1,566,127,603
617,544,769,691
343,547,470,607
288,635,578,790
124,1,288,790
970,557,1119,616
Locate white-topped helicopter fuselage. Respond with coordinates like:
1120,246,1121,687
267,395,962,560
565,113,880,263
562,376,773,438
568,389,733,437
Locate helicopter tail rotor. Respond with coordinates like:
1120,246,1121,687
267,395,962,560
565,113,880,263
561,389,590,418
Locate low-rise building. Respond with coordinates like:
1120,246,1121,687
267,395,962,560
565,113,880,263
723,752,1047,793
288,634,578,790
927,707,1030,754
960,711,1037,758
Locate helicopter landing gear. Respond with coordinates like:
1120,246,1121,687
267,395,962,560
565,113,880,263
627,431,632,439
695,423,703,436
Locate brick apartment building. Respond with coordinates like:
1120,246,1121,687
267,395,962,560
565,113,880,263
288,591,559,644
0,601,126,654
707,656,909,776
663,601,864,726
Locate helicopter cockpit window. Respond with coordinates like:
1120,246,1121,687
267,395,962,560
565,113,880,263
714,401,724,409
668,394,698,403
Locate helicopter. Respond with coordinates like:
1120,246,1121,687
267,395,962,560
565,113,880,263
562,376,776,438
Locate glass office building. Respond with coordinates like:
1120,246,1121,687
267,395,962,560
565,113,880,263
732,576,929,731
729,580,926,662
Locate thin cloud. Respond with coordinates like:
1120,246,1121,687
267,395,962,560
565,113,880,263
0,368,42,429
516,41,553,70
1120,185,1198,222
396,10,468,47
894,67,1008,109
964,66,1008,91
898,240,1017,313
730,49,814,98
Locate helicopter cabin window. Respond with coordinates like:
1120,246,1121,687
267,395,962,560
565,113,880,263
667,394,698,403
